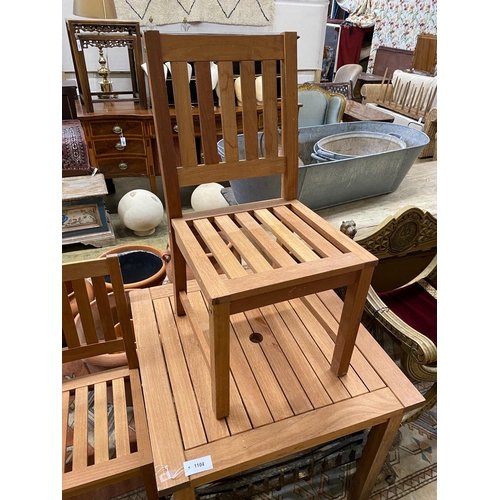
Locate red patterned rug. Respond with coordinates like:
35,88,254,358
62,119,92,176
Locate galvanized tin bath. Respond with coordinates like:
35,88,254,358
221,121,429,211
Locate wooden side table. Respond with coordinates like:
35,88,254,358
76,100,159,194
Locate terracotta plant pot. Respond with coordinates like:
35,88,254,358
98,244,168,290
74,292,130,373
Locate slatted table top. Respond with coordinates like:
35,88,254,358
129,280,424,498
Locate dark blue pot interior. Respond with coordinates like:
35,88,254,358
105,250,163,284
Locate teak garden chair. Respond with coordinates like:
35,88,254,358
144,30,378,419
62,255,158,499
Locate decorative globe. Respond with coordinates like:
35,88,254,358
191,183,229,211
118,189,164,236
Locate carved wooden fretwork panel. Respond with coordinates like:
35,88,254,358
355,207,437,259
66,19,147,112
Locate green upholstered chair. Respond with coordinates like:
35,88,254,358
297,82,346,127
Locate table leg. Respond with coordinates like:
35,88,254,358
348,411,403,500
172,486,196,500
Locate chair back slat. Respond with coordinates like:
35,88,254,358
144,31,299,220
171,61,198,169
73,278,100,344
238,60,259,161
195,60,220,165
92,275,116,341
62,255,138,368
62,285,81,348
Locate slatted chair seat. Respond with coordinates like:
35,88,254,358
62,255,158,499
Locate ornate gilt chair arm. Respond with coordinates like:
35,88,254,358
365,286,437,368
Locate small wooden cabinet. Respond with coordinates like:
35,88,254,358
76,100,159,193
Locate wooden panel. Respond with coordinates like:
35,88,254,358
229,308,294,422
128,289,191,493
94,138,146,156
412,34,437,74
262,302,332,408
89,120,144,137
184,388,402,486
372,46,414,79
93,382,109,464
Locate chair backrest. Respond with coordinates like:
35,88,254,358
333,64,362,87
62,254,138,369
353,206,437,293
297,82,346,127
143,31,299,219
372,46,414,79
314,81,353,100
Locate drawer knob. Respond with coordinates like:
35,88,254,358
113,125,123,134
115,142,125,151
173,125,179,133
118,162,128,170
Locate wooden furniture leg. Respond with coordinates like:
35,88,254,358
332,266,374,375
211,302,231,418
173,487,197,500
348,412,403,500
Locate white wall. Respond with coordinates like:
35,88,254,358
62,0,328,84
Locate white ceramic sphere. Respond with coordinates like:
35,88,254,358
191,183,229,211
118,189,164,236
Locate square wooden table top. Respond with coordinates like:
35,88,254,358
128,280,424,499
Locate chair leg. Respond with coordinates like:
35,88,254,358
210,301,231,419
347,411,404,500
331,267,374,375
171,243,187,316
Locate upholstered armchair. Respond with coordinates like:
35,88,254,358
297,82,346,127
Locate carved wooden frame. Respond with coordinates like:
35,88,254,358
66,19,147,112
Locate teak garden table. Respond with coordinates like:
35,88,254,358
129,281,424,499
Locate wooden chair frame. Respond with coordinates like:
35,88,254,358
62,255,158,499
144,30,377,419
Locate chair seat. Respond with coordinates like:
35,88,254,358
174,200,375,309
62,366,154,498
378,278,437,346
